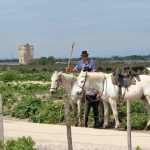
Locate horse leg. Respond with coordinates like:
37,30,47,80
143,96,150,130
103,100,110,128
109,98,120,129
77,99,82,126
98,100,104,127
70,101,78,126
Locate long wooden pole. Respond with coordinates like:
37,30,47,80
65,100,73,150
127,99,132,150
0,94,4,144
67,43,75,68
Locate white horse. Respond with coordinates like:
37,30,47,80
72,71,150,129
50,71,84,126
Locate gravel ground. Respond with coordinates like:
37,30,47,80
3,119,150,150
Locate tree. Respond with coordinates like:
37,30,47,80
38,57,49,65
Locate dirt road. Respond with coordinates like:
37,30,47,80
3,119,150,150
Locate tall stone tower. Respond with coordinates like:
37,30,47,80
19,43,34,65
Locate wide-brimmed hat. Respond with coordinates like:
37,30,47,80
81,51,89,57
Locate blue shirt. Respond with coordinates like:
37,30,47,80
74,59,96,72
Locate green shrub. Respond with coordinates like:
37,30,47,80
12,96,42,119
19,71,52,81
135,146,142,150
1,91,17,115
48,87,67,100
0,81,50,94
131,113,147,130
0,141,4,149
31,101,65,124
5,136,35,150
0,70,52,82
0,70,20,82
11,96,66,124
118,101,148,129
2,91,16,105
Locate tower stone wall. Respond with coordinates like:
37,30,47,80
19,43,34,65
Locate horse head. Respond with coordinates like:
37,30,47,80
72,71,89,96
50,71,62,94
72,71,107,96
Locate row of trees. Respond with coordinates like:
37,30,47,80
0,54,150,65
32,54,150,65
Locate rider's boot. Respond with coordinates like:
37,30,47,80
94,116,100,128
84,116,88,127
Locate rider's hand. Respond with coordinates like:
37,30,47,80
96,92,101,100
66,67,73,73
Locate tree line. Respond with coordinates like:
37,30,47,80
0,54,150,65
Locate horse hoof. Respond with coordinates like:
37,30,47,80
103,125,108,129
78,123,82,127
114,125,120,129
118,128,126,131
144,125,150,130
75,123,78,127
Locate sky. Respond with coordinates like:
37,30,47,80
0,0,150,59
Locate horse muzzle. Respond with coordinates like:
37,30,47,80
50,89,56,94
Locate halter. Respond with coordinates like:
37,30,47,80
76,71,88,93
50,74,76,91
50,75,62,91
76,71,106,97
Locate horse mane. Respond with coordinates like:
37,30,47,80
51,71,77,86
62,73,76,78
62,73,77,82
78,71,110,80
52,71,76,79
87,72,107,80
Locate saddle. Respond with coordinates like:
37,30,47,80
111,74,136,87
111,68,140,101
111,68,140,87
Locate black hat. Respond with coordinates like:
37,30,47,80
81,50,89,56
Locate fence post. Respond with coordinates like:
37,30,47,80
127,99,132,150
65,100,73,150
0,94,4,144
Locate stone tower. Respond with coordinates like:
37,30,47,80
19,43,34,64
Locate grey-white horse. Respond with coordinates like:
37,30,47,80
50,71,84,126
72,71,150,129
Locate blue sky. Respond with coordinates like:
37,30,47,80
0,0,150,59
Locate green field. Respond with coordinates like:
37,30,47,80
0,69,148,130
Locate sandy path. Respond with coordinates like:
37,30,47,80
3,119,150,150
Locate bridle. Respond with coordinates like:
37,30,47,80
50,74,76,91
76,71,106,97
76,71,88,94
50,75,62,91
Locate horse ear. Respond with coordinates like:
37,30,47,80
58,71,62,75
78,70,83,77
54,71,57,73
